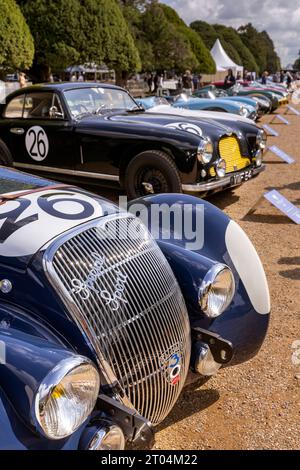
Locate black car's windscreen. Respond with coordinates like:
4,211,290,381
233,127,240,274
64,87,138,116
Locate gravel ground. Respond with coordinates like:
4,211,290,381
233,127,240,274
153,103,300,450
99,101,300,450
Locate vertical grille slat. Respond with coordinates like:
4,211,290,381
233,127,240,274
210,135,251,176
47,215,191,425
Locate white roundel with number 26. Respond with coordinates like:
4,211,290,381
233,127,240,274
0,190,103,257
25,126,49,161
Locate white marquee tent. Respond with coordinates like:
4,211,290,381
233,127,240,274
210,39,243,75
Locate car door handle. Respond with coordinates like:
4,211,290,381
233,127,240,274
10,128,25,135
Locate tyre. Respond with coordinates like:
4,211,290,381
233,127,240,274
124,150,182,199
0,140,13,166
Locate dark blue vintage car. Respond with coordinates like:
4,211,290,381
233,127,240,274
0,167,270,450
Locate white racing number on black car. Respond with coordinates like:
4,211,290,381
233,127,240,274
25,126,49,161
165,122,203,136
0,190,103,257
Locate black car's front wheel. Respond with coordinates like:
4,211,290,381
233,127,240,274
124,150,182,199
0,140,13,166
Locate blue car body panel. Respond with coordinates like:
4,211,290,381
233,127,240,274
0,169,270,449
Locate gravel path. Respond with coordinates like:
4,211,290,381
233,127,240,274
98,102,300,450
153,103,300,450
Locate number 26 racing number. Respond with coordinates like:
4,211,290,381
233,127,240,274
25,126,49,161
0,191,103,258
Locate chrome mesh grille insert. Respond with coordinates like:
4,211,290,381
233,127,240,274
47,215,191,425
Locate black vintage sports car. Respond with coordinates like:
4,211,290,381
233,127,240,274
0,83,265,199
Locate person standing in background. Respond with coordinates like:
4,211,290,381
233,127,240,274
147,73,153,93
19,72,26,88
182,70,194,95
261,71,268,85
224,69,236,87
153,73,159,94
157,74,164,96
192,74,199,91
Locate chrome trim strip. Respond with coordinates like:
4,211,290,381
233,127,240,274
10,128,24,135
13,162,120,182
182,165,265,192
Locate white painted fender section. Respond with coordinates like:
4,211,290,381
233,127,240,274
225,220,270,315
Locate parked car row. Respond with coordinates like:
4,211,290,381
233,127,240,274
0,80,276,450
0,82,269,199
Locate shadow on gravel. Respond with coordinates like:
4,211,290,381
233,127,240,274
278,256,300,280
156,385,220,432
206,191,240,210
242,213,294,224
278,256,300,265
265,181,300,192
264,160,287,164
279,268,300,280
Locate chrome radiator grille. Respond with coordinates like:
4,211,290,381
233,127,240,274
46,215,191,425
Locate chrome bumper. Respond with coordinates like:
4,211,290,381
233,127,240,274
182,165,265,193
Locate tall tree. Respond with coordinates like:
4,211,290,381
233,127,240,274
141,3,198,72
238,23,281,73
260,30,281,73
0,0,34,74
161,4,216,73
294,50,300,71
19,0,141,83
190,20,218,49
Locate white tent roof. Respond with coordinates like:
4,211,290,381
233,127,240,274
211,39,243,74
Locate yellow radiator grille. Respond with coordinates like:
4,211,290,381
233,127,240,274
210,136,251,177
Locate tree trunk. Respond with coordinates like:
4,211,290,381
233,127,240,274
28,61,51,84
115,70,129,88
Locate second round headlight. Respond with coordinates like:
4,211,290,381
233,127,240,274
256,129,267,150
199,264,235,318
197,137,214,164
34,356,100,440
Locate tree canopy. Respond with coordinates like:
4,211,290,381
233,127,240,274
19,0,141,81
191,19,279,74
161,4,216,73
121,2,215,73
0,0,34,71
238,23,281,73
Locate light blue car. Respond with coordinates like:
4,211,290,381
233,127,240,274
163,94,257,120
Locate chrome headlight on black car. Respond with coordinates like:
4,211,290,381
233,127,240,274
33,356,100,439
256,129,267,150
197,137,213,164
199,264,235,318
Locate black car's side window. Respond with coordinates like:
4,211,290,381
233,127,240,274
19,92,64,120
23,92,55,119
4,95,25,118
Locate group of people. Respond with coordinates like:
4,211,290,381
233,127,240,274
223,68,297,90
145,73,164,95
145,70,203,96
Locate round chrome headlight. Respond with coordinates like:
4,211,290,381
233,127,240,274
239,106,248,117
216,158,226,178
197,137,213,164
88,423,125,450
34,356,100,440
256,129,267,150
199,264,235,318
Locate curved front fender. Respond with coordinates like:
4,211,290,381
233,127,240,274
129,194,270,365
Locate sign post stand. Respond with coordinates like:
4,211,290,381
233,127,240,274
245,190,300,224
